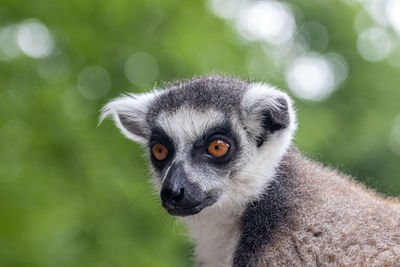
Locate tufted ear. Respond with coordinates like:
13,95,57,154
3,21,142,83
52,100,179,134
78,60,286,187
100,91,158,144
242,83,296,147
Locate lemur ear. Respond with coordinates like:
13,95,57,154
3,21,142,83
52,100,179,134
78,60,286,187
242,83,295,147
99,91,158,144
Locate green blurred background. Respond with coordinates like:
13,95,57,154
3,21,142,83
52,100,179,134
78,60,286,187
1,0,399,266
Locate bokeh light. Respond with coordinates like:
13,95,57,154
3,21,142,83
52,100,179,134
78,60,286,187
236,1,296,45
78,65,111,100
298,21,329,52
387,47,400,68
124,52,159,86
353,9,375,34
16,19,54,58
208,0,350,101
207,0,243,20
325,52,349,87
285,54,337,101
386,0,400,36
0,25,20,61
357,26,392,62
364,0,389,26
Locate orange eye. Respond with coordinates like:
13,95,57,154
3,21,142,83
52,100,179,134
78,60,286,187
152,144,168,161
208,140,230,158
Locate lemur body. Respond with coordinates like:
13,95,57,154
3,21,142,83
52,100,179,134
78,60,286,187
101,75,400,266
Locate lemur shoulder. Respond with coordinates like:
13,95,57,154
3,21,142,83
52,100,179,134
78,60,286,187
101,75,400,266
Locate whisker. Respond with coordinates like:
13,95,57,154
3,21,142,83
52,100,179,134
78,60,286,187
128,187,152,208
234,170,268,178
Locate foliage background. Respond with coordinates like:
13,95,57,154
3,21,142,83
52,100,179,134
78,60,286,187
0,0,399,266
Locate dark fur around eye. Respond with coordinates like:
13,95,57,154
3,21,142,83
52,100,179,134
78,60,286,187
191,123,239,166
149,127,175,171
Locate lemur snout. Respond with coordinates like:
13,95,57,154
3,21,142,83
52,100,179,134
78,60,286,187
160,162,214,216
161,186,186,207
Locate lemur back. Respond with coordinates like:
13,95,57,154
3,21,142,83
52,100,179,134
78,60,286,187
234,147,400,266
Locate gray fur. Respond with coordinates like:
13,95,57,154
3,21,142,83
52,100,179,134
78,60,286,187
246,148,400,266
233,148,297,266
100,74,400,267
147,75,248,121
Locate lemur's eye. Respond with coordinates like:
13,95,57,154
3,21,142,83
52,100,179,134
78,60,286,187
208,140,230,158
152,143,168,161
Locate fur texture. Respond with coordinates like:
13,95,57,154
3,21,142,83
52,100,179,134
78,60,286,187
236,148,400,266
100,75,400,267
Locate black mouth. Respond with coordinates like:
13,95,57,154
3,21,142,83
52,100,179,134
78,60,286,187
162,194,218,217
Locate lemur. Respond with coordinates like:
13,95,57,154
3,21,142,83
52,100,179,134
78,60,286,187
100,75,400,266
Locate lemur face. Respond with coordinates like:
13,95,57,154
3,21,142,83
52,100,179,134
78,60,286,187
148,107,246,216
101,76,296,216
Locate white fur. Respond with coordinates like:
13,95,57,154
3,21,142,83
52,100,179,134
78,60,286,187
183,206,242,267
182,83,297,266
156,108,225,146
99,91,160,144
242,83,297,143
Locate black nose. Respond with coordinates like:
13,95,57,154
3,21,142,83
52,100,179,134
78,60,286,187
160,162,206,210
161,187,185,206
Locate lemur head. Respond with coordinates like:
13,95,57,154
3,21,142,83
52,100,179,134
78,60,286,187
101,75,296,217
